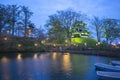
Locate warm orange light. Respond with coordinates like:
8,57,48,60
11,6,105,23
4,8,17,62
1,56,9,63
17,54,22,60
52,52,57,60
62,53,71,73
33,54,38,59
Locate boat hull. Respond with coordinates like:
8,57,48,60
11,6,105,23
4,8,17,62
112,61,120,66
94,63,120,72
97,71,120,80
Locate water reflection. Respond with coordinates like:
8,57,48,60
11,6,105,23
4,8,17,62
0,52,119,80
52,52,57,60
62,53,71,75
17,53,22,61
1,56,9,63
0,56,10,80
33,53,38,59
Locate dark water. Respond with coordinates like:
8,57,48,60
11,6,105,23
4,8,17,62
0,52,119,80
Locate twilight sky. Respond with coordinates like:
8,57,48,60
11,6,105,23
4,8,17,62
0,0,120,27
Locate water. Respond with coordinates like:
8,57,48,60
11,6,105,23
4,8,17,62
0,52,119,80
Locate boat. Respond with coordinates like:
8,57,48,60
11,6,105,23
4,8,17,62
112,61,120,66
97,71,120,80
94,63,120,72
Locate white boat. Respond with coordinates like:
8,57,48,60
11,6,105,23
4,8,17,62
112,61,120,66
94,63,120,72
97,71,120,80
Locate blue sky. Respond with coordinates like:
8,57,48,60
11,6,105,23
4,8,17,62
1,0,120,28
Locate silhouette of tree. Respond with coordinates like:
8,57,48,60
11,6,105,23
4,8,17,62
21,6,33,37
92,16,103,42
7,5,20,36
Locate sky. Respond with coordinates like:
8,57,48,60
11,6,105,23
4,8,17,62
0,0,120,28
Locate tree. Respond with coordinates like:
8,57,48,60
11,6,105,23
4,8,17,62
46,16,65,43
102,18,120,44
92,17,103,42
35,26,46,41
21,6,33,37
57,9,86,39
0,4,9,37
7,5,20,36
45,9,86,43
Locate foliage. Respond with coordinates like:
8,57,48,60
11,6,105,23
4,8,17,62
45,9,87,44
20,6,33,37
102,18,120,44
0,4,9,36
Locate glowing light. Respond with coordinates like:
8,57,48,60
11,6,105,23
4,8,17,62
34,43,38,46
65,44,68,47
52,52,57,60
118,41,120,44
41,40,45,44
98,42,100,45
33,54,38,59
84,42,87,46
96,42,100,46
4,37,8,41
111,43,116,46
6,30,10,33
28,29,32,34
62,53,71,73
1,56,9,63
53,44,56,47
17,54,22,60
71,38,83,44
18,44,22,47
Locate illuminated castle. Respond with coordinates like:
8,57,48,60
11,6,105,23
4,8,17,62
71,21,89,44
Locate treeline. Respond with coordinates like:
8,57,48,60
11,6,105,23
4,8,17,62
0,4,45,40
0,4,46,52
45,9,120,45
92,17,120,44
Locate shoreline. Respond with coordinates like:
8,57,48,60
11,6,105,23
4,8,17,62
0,49,120,58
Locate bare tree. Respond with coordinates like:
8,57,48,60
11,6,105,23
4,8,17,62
92,16,103,42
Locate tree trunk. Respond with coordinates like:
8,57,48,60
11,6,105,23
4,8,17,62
12,21,15,36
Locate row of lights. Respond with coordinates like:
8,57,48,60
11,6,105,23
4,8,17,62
3,37,39,47
17,43,39,47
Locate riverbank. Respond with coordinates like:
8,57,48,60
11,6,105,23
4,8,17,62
63,49,120,58
0,49,120,58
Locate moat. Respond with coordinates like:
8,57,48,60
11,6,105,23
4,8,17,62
0,52,119,80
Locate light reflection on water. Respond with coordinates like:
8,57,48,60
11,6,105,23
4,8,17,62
0,52,119,80
17,53,22,61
